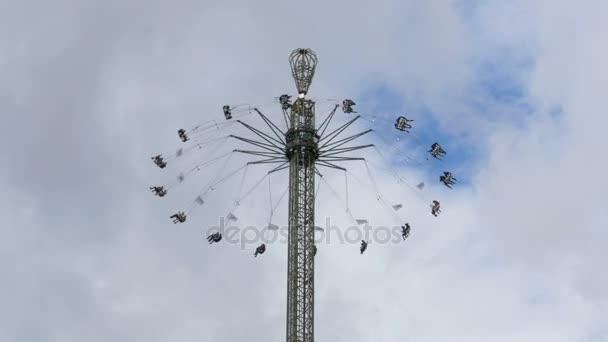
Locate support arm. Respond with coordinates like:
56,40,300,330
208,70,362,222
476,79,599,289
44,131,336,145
230,135,284,154
234,149,286,159
237,120,285,150
319,144,374,157
320,129,371,151
254,108,286,145
316,104,340,138
318,115,360,148
315,160,347,171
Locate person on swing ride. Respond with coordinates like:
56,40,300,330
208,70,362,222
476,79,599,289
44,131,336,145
428,142,446,160
152,155,167,168
431,200,441,217
440,171,457,188
177,129,188,142
360,240,368,254
254,243,266,257
223,105,232,120
401,223,411,240
279,94,292,110
170,211,186,223
394,116,414,132
150,186,167,197
342,99,357,113
207,232,222,244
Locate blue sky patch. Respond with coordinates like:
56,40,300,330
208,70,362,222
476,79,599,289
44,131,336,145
351,40,536,187
353,84,479,187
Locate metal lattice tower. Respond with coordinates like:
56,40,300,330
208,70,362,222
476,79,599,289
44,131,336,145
286,48,318,342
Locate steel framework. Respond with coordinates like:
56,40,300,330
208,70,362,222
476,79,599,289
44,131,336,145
286,97,317,342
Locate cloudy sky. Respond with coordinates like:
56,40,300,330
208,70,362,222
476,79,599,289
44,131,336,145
1,0,607,341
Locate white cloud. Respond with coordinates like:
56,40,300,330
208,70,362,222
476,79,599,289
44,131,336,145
0,0,606,341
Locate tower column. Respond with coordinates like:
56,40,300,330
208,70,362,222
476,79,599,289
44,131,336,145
286,49,318,342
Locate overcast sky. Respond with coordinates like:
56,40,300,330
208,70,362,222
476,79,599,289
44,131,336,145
1,0,607,341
